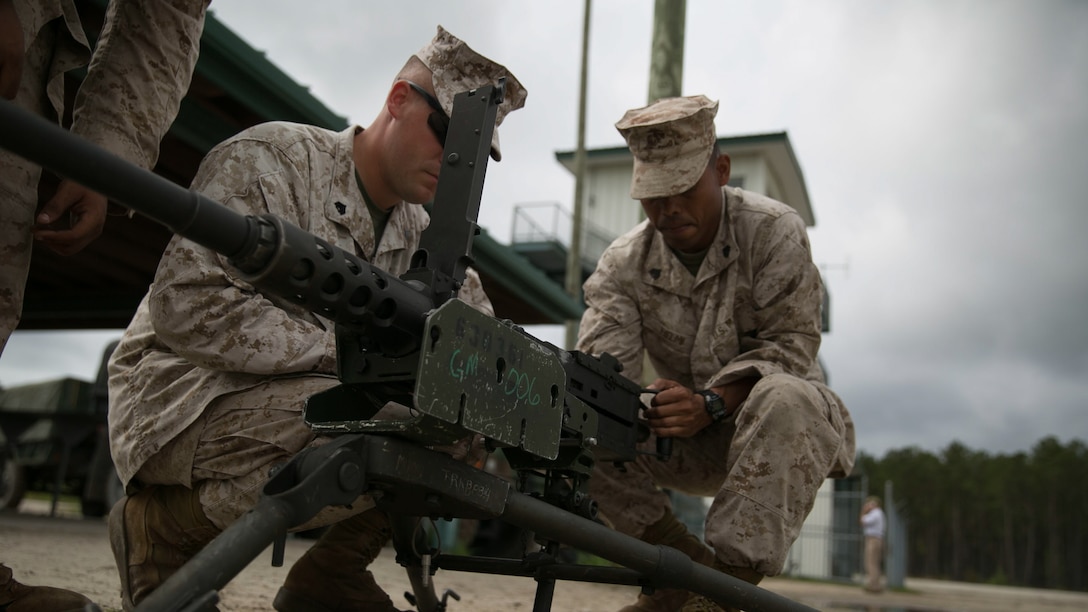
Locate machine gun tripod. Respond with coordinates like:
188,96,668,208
135,431,811,612
0,84,816,612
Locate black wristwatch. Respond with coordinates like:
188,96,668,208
697,389,729,422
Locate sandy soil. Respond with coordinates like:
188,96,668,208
3,499,1088,612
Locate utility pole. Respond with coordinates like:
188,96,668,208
641,0,686,229
648,0,686,103
563,0,592,349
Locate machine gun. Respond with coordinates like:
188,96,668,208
0,88,814,612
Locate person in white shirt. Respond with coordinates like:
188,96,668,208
860,496,887,592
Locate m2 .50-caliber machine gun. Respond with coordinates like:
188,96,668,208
0,85,814,612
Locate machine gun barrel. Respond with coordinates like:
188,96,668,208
0,98,457,337
0,100,252,260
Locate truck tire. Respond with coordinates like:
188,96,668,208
1,454,26,509
81,428,123,518
83,468,124,517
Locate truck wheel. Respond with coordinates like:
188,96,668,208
1,455,26,509
81,499,106,517
81,427,125,518
82,467,125,518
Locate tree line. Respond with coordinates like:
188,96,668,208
854,436,1086,592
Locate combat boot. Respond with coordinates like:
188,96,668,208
108,485,220,611
0,563,92,611
618,511,715,612
678,559,763,612
273,506,405,612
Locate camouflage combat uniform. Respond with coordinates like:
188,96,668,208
108,121,495,530
577,185,856,577
0,0,207,353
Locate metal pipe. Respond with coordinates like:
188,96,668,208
0,99,255,260
134,495,297,612
0,99,434,336
502,491,818,612
563,0,592,349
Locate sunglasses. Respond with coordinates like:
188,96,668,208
405,81,450,146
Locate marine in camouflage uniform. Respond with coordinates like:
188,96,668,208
0,2,205,610
576,95,856,612
107,26,527,612
0,0,207,355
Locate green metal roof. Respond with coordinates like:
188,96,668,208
197,13,349,128
170,9,350,152
474,230,584,322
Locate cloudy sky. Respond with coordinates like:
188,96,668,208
2,0,1086,458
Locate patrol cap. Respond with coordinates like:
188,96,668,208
414,25,528,161
615,95,719,199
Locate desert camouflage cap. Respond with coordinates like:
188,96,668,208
615,95,719,199
414,25,528,161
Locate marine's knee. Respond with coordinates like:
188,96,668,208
746,373,823,421
742,374,851,479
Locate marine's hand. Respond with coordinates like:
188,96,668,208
0,0,25,100
642,378,713,438
33,179,108,255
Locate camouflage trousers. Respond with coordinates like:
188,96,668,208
133,376,483,532
0,20,54,355
0,148,38,356
587,373,855,577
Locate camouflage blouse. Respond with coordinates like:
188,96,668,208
577,186,824,392
108,123,493,486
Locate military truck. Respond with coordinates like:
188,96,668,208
0,341,122,517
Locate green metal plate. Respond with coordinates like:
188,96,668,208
415,300,566,460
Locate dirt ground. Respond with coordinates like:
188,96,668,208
4,499,1088,612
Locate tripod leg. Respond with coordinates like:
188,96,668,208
531,573,556,612
133,438,368,611
390,514,440,612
